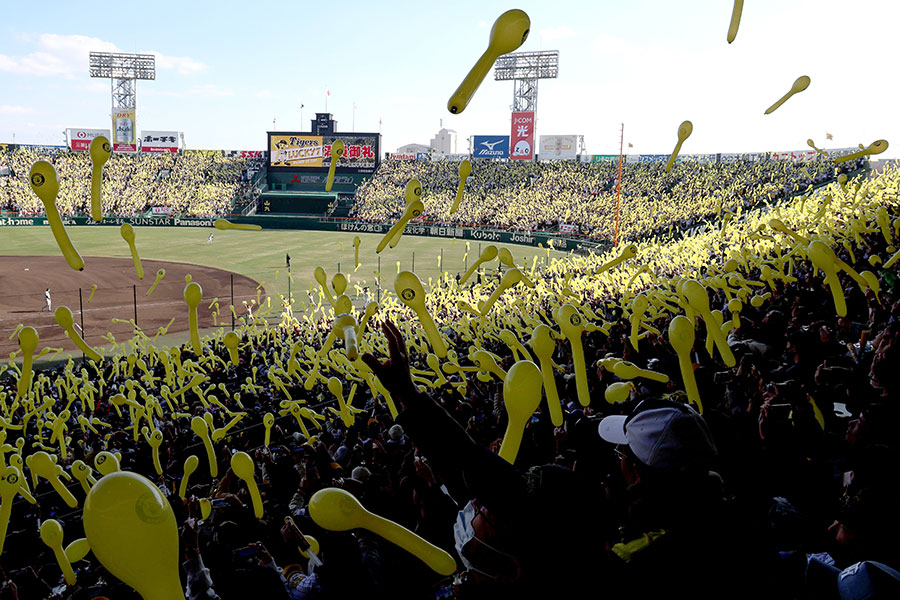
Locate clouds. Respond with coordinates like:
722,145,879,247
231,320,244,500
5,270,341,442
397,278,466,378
0,105,34,115
0,33,207,79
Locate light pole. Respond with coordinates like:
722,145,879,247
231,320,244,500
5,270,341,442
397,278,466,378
300,103,304,130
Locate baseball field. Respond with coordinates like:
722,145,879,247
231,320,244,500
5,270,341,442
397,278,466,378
0,225,568,357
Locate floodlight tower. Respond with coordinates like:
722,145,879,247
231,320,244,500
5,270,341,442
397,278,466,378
493,50,559,113
89,52,155,144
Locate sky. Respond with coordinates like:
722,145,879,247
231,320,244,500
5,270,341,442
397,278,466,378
1,0,898,158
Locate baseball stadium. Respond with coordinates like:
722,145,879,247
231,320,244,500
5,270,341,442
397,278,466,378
1,2,899,599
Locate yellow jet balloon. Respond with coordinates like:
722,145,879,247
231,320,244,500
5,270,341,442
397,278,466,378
231,452,264,519
833,140,888,164
55,306,101,361
727,0,744,43
447,9,530,114
29,161,84,271
184,282,203,356
529,325,563,426
120,224,144,280
669,316,703,413
179,455,199,499
377,199,424,253
83,471,186,600
554,304,590,407
664,121,693,173
16,326,38,399
395,271,447,357
325,140,345,192
214,218,262,231
89,136,111,222
309,487,456,576
146,269,166,296
459,245,498,284
498,361,543,464
451,160,472,214
764,76,811,115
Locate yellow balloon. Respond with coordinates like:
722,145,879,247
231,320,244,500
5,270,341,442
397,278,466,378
605,381,634,404
224,331,240,366
120,224,144,280
191,416,217,478
89,136,111,222
764,75,811,115
200,498,212,520
16,326,38,399
183,282,203,356
612,360,669,383
682,280,735,367
664,121,693,173
668,316,703,413
146,269,166,296
834,140,888,164
727,0,744,43
529,325,563,426
447,9,530,114
314,267,335,306
332,272,348,296
480,268,523,316
451,160,472,214
595,244,637,275
71,459,97,495
353,235,361,268
498,361,543,464
179,455,199,499
231,452,264,519
0,465,28,554
377,198,424,253
214,218,261,231
40,519,77,585
808,241,847,316
94,451,121,476
554,304,590,407
26,451,78,508
29,161,84,270
263,413,275,447
459,245,498,284
83,471,185,600
309,487,456,576
395,271,447,358
55,306,101,362
325,140,345,192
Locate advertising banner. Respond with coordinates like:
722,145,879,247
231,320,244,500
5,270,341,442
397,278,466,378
389,153,417,160
111,108,137,152
67,128,111,152
510,112,534,160
591,154,619,163
771,150,818,162
472,135,510,159
538,135,577,160
141,131,180,153
268,133,379,173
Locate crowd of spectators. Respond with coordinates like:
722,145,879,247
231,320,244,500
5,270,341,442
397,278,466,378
0,165,898,599
0,148,263,218
350,157,867,241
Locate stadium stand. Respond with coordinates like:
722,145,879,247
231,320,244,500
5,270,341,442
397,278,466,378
1,157,898,599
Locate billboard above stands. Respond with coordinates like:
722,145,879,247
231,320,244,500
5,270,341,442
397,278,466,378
538,135,577,160
111,108,137,152
473,135,509,159
223,150,265,158
771,150,818,162
67,128,111,152
433,153,469,161
510,112,534,161
268,132,380,174
591,154,619,163
141,131,180,153
389,153,417,160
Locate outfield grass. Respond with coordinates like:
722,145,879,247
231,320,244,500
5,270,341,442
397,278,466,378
0,226,570,301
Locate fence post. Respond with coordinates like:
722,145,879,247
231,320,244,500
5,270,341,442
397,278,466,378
411,252,415,272
377,256,381,303
133,285,138,325
338,262,341,274
78,287,85,363
231,273,235,331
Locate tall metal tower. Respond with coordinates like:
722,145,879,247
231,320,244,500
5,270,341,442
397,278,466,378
89,52,156,111
493,50,559,113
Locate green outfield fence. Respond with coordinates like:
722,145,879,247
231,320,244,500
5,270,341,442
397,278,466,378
0,214,612,254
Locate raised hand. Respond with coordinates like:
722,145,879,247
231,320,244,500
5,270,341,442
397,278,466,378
361,320,419,410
